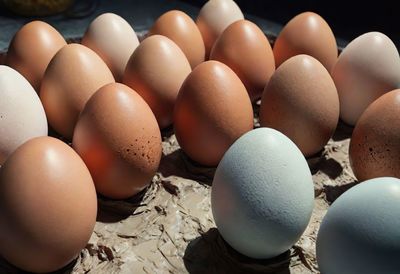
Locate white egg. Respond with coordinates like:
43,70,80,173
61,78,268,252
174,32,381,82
0,65,48,164
317,177,400,274
211,128,314,259
82,13,140,81
332,32,400,125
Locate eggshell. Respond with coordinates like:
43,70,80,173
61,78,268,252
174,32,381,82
332,32,400,125
210,19,275,101
317,177,400,274
273,12,337,71
212,128,314,259
174,60,253,166
0,65,47,164
123,35,191,129
349,89,400,181
82,13,140,82
196,0,244,58
260,55,339,157
148,10,205,69
73,83,162,199
0,136,97,273
6,21,66,92
40,44,115,139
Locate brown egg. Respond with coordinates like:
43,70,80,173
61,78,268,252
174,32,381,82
273,12,337,71
73,83,162,199
210,19,275,101
0,136,97,273
349,89,400,181
40,44,115,139
6,21,66,91
174,60,253,166
196,0,244,58
260,55,339,156
123,35,191,129
148,10,205,69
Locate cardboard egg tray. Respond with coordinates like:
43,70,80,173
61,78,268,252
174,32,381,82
0,33,354,274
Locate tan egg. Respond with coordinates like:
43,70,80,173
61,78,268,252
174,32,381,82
210,19,275,101
260,55,339,157
196,0,244,58
6,21,66,91
349,89,400,181
123,35,191,129
273,12,337,71
332,32,400,126
82,13,140,82
148,10,205,69
73,83,162,199
0,136,97,273
174,60,253,166
40,44,115,139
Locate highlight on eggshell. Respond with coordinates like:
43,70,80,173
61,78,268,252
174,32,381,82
82,13,140,82
212,128,314,259
332,31,400,126
317,177,400,274
210,19,275,101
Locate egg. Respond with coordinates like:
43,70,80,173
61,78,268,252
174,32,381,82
196,0,244,58
73,83,162,199
0,136,97,273
316,177,400,274
6,21,67,92
0,65,47,164
210,19,275,101
349,89,400,181
123,35,191,129
174,60,253,166
148,10,205,69
82,13,140,82
40,44,115,139
332,32,400,126
212,128,314,258
273,12,337,72
260,55,339,157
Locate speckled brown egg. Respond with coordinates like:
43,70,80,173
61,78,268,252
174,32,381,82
73,83,162,199
196,0,244,58
148,10,205,69
123,35,191,129
349,89,400,181
273,12,337,72
210,19,275,101
6,21,66,92
40,43,115,139
0,136,97,273
260,55,339,157
174,60,253,166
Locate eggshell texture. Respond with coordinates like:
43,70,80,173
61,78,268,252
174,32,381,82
174,60,253,166
82,13,140,82
317,177,400,274
349,89,400,181
260,55,339,157
332,32,400,126
210,19,275,101
0,136,97,273
273,12,337,71
0,65,47,164
73,83,162,199
123,35,191,129
6,21,66,92
212,128,314,258
196,0,244,58
148,10,205,69
40,44,115,139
